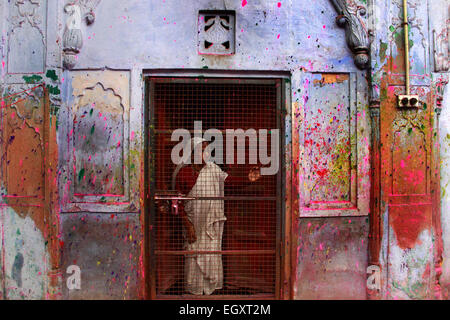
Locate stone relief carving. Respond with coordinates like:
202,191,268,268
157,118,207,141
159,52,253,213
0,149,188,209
8,0,46,73
72,82,124,196
328,0,370,69
10,0,44,36
198,10,235,55
3,85,44,126
390,0,427,49
63,0,101,69
433,7,449,72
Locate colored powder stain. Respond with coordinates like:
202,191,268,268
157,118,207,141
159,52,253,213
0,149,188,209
241,0,247,7
323,25,326,29
277,2,281,7
277,34,280,39
35,127,39,133
131,131,135,141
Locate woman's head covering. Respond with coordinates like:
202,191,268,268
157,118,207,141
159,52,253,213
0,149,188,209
171,137,206,190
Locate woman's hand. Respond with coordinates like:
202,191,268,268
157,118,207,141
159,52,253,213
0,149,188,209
185,219,197,244
248,166,262,182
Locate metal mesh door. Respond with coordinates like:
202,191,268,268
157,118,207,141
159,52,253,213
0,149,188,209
148,78,282,299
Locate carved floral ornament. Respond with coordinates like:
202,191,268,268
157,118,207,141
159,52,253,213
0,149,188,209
10,0,44,38
328,0,370,70
198,10,236,55
63,0,101,69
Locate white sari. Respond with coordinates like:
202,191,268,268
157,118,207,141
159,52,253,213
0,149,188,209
184,162,228,295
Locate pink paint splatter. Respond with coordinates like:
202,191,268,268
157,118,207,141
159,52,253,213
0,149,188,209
277,2,281,8
277,34,280,39
241,0,247,7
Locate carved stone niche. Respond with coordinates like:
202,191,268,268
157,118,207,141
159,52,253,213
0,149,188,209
198,10,235,55
328,0,370,70
433,6,449,72
63,0,100,69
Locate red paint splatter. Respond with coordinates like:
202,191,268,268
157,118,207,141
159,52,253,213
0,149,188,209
241,0,247,7
277,2,281,7
277,34,280,39
390,205,431,249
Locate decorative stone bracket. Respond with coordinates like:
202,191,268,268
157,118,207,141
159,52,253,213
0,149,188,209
328,0,370,70
63,0,101,69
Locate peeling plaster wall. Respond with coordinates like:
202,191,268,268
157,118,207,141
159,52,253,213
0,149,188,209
60,213,141,299
51,0,369,299
440,82,450,298
370,0,449,300
0,209,49,300
0,0,446,300
295,217,368,299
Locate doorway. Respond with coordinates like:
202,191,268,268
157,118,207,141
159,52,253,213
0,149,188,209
146,76,287,299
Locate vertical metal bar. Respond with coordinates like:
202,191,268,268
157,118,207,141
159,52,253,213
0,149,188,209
147,79,157,299
403,0,410,95
275,79,282,299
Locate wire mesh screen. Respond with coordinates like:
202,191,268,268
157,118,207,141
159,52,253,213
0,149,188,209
150,79,281,298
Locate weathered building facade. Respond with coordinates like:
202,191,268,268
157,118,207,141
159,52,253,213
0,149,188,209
0,0,449,300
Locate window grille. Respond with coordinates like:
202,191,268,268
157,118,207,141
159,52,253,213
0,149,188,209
148,78,282,298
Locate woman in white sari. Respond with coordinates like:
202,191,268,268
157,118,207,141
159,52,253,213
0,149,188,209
173,137,260,295
172,138,227,295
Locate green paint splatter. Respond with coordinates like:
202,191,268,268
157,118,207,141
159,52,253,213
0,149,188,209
408,127,413,135
45,69,58,81
389,25,395,32
23,75,42,84
379,41,388,61
380,87,388,100
78,168,85,182
90,125,95,135
46,84,60,95
90,108,94,116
